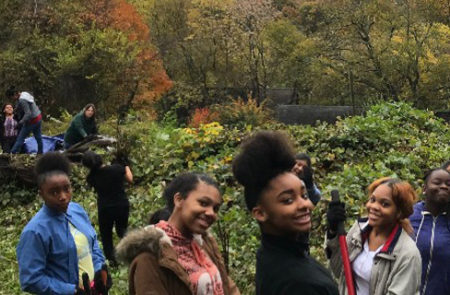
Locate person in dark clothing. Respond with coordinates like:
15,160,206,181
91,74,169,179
82,151,133,266
292,153,322,206
0,103,19,153
64,104,98,149
232,131,338,295
6,87,43,154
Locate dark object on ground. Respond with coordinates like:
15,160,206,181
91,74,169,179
23,134,64,154
0,135,116,185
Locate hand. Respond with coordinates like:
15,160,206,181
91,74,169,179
299,165,314,190
75,287,90,295
93,264,112,294
327,200,346,232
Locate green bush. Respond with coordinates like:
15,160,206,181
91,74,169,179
0,101,449,294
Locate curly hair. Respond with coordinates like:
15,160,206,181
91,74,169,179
232,131,296,210
163,172,219,211
35,152,71,187
368,177,417,235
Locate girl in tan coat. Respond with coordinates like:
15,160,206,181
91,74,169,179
326,177,422,295
116,172,240,295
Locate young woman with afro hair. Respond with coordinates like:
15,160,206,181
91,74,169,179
232,131,338,295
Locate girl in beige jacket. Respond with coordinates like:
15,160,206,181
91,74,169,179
326,177,422,295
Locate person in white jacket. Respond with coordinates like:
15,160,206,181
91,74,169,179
5,87,43,154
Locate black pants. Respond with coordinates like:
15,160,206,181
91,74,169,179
98,204,129,261
1,136,17,153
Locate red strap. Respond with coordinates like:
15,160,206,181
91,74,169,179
28,113,42,125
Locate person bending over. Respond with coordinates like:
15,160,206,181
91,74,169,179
64,104,98,149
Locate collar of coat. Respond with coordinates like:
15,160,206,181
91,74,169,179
115,224,207,265
352,218,402,256
115,224,221,293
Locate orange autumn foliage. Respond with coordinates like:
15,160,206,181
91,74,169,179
81,0,172,103
189,108,220,128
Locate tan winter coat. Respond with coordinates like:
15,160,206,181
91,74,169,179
326,219,421,295
115,225,240,295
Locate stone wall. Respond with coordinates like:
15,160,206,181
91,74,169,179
435,110,450,122
275,105,363,125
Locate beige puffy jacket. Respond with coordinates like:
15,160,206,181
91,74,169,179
327,219,421,295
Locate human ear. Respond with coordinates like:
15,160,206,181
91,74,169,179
252,205,268,223
173,192,184,209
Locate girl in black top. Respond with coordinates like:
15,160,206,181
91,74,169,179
82,151,133,266
232,131,338,295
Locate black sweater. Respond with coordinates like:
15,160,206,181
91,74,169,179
256,233,338,295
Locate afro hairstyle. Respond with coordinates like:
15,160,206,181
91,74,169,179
232,131,296,210
35,152,71,187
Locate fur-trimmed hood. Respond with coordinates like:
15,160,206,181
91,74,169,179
115,225,205,265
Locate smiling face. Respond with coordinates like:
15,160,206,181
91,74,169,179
172,181,222,236
424,169,450,207
3,104,13,116
39,173,72,213
366,184,399,230
292,159,308,178
254,172,313,237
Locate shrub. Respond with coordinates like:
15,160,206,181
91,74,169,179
213,95,274,128
188,107,219,128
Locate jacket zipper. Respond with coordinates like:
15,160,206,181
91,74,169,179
421,216,436,295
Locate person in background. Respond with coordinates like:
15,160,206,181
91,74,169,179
64,104,98,149
116,172,240,295
442,160,450,172
16,152,111,294
292,153,322,205
82,151,133,267
6,87,43,154
410,168,450,295
232,131,338,295
148,207,171,225
0,103,19,153
327,177,422,295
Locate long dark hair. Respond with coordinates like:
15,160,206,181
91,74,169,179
82,103,96,120
163,172,219,212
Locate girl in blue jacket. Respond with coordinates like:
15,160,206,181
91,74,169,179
16,152,111,295
410,167,450,295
